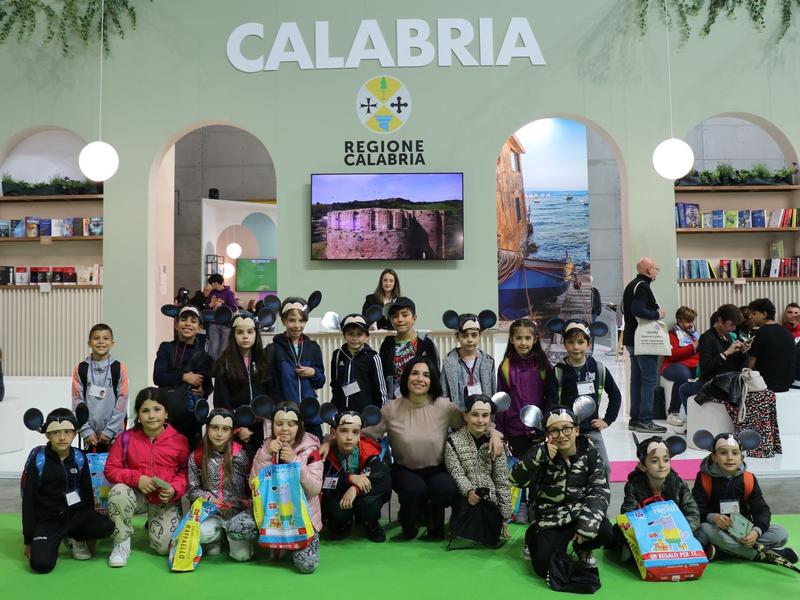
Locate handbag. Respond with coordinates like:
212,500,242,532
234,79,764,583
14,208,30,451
168,499,219,572
547,551,601,594
697,371,742,406
251,460,316,550
633,317,672,356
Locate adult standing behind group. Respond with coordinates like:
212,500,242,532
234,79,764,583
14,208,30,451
747,298,796,393
622,257,667,433
362,269,401,330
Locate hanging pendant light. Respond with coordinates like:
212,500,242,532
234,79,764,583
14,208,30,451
79,0,119,182
652,4,693,180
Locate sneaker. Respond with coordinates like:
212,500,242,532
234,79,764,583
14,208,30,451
627,420,640,431
364,521,386,543
773,547,799,564
108,538,131,568
634,421,667,433
703,544,716,562
666,413,684,426
204,542,221,556
674,423,687,435
521,544,531,560
67,538,92,560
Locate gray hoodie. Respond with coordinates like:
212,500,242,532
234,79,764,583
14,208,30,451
71,355,129,440
441,348,496,410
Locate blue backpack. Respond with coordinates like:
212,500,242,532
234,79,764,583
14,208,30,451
20,445,86,497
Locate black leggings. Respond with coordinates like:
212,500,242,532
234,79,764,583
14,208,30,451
323,474,391,527
391,464,457,533
526,519,614,579
29,508,114,574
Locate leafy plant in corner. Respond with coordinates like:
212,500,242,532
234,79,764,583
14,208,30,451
0,0,153,56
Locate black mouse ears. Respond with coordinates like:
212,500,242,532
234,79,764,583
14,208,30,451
693,429,762,452
363,304,384,326
266,291,323,317
192,400,256,430
213,306,277,330
319,403,382,428
442,309,497,332
545,318,608,338
24,404,89,433
464,392,512,414
161,304,215,323
632,433,688,461
249,395,320,422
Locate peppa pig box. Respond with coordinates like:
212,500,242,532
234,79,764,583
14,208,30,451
617,500,708,581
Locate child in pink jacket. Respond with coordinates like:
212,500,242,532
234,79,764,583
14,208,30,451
104,387,189,567
250,401,323,573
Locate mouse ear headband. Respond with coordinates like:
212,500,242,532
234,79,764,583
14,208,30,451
161,304,215,324
546,318,609,338
319,403,382,428
214,307,277,331
442,310,497,332
24,404,89,434
632,433,687,462
330,305,384,333
464,392,511,415
268,291,323,317
693,429,761,452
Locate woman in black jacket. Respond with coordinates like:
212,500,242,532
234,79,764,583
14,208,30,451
362,268,401,330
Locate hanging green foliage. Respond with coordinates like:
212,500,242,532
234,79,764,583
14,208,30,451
638,0,799,41
0,0,152,56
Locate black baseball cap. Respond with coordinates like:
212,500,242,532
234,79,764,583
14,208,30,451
388,297,416,316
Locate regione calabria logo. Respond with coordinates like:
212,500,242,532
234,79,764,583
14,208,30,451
356,76,411,134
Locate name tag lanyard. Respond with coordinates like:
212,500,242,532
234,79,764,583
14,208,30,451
89,357,112,393
459,356,480,386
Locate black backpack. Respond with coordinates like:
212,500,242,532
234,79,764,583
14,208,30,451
78,360,122,400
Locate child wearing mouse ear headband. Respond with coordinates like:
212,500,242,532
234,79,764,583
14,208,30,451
186,406,259,562
691,429,797,565
320,404,390,543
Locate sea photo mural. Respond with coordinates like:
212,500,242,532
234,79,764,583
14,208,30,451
497,118,592,322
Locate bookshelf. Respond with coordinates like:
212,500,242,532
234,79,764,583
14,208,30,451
0,194,104,285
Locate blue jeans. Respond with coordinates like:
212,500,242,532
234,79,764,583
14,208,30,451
679,380,702,412
627,347,659,424
662,363,693,414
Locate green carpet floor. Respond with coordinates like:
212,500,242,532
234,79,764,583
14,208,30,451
1,514,798,597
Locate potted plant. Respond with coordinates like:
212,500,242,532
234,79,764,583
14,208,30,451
748,163,774,185
700,170,720,186
774,162,798,185
675,169,702,186
716,163,735,185
734,169,750,185
1,174,28,196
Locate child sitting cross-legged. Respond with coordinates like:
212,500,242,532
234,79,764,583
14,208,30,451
320,405,391,543
612,434,705,560
444,394,512,547
692,429,797,564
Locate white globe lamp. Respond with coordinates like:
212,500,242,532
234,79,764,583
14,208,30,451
222,262,236,279
226,242,242,260
652,138,694,180
79,141,119,182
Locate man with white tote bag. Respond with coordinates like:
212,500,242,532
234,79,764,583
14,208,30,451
622,258,670,433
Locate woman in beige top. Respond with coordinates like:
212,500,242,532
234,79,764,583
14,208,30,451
365,356,502,540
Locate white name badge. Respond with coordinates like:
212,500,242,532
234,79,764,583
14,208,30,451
466,384,482,396
88,384,106,399
65,490,81,506
322,477,339,490
577,382,595,395
342,381,361,396
719,500,740,515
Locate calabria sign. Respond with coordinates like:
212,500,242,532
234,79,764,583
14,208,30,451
227,17,545,72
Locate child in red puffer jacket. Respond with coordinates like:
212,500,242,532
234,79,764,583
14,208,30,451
660,306,700,427
104,387,189,568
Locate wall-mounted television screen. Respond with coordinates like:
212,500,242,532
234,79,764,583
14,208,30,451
311,172,464,260
236,258,277,292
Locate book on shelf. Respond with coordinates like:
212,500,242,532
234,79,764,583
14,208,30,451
770,240,785,258
754,258,762,277
740,258,753,278
14,266,29,285
38,218,52,237
724,210,738,228
751,209,766,228
768,209,784,228
51,218,63,237
11,219,24,237
25,217,39,237
89,216,103,236
737,210,752,228
0,266,13,285
770,259,781,278
702,212,713,228
684,203,700,228
63,219,74,237
30,266,50,283
0,219,9,237
719,259,731,278
676,203,686,228
711,210,724,228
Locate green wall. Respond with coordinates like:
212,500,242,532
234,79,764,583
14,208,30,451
2,0,799,387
